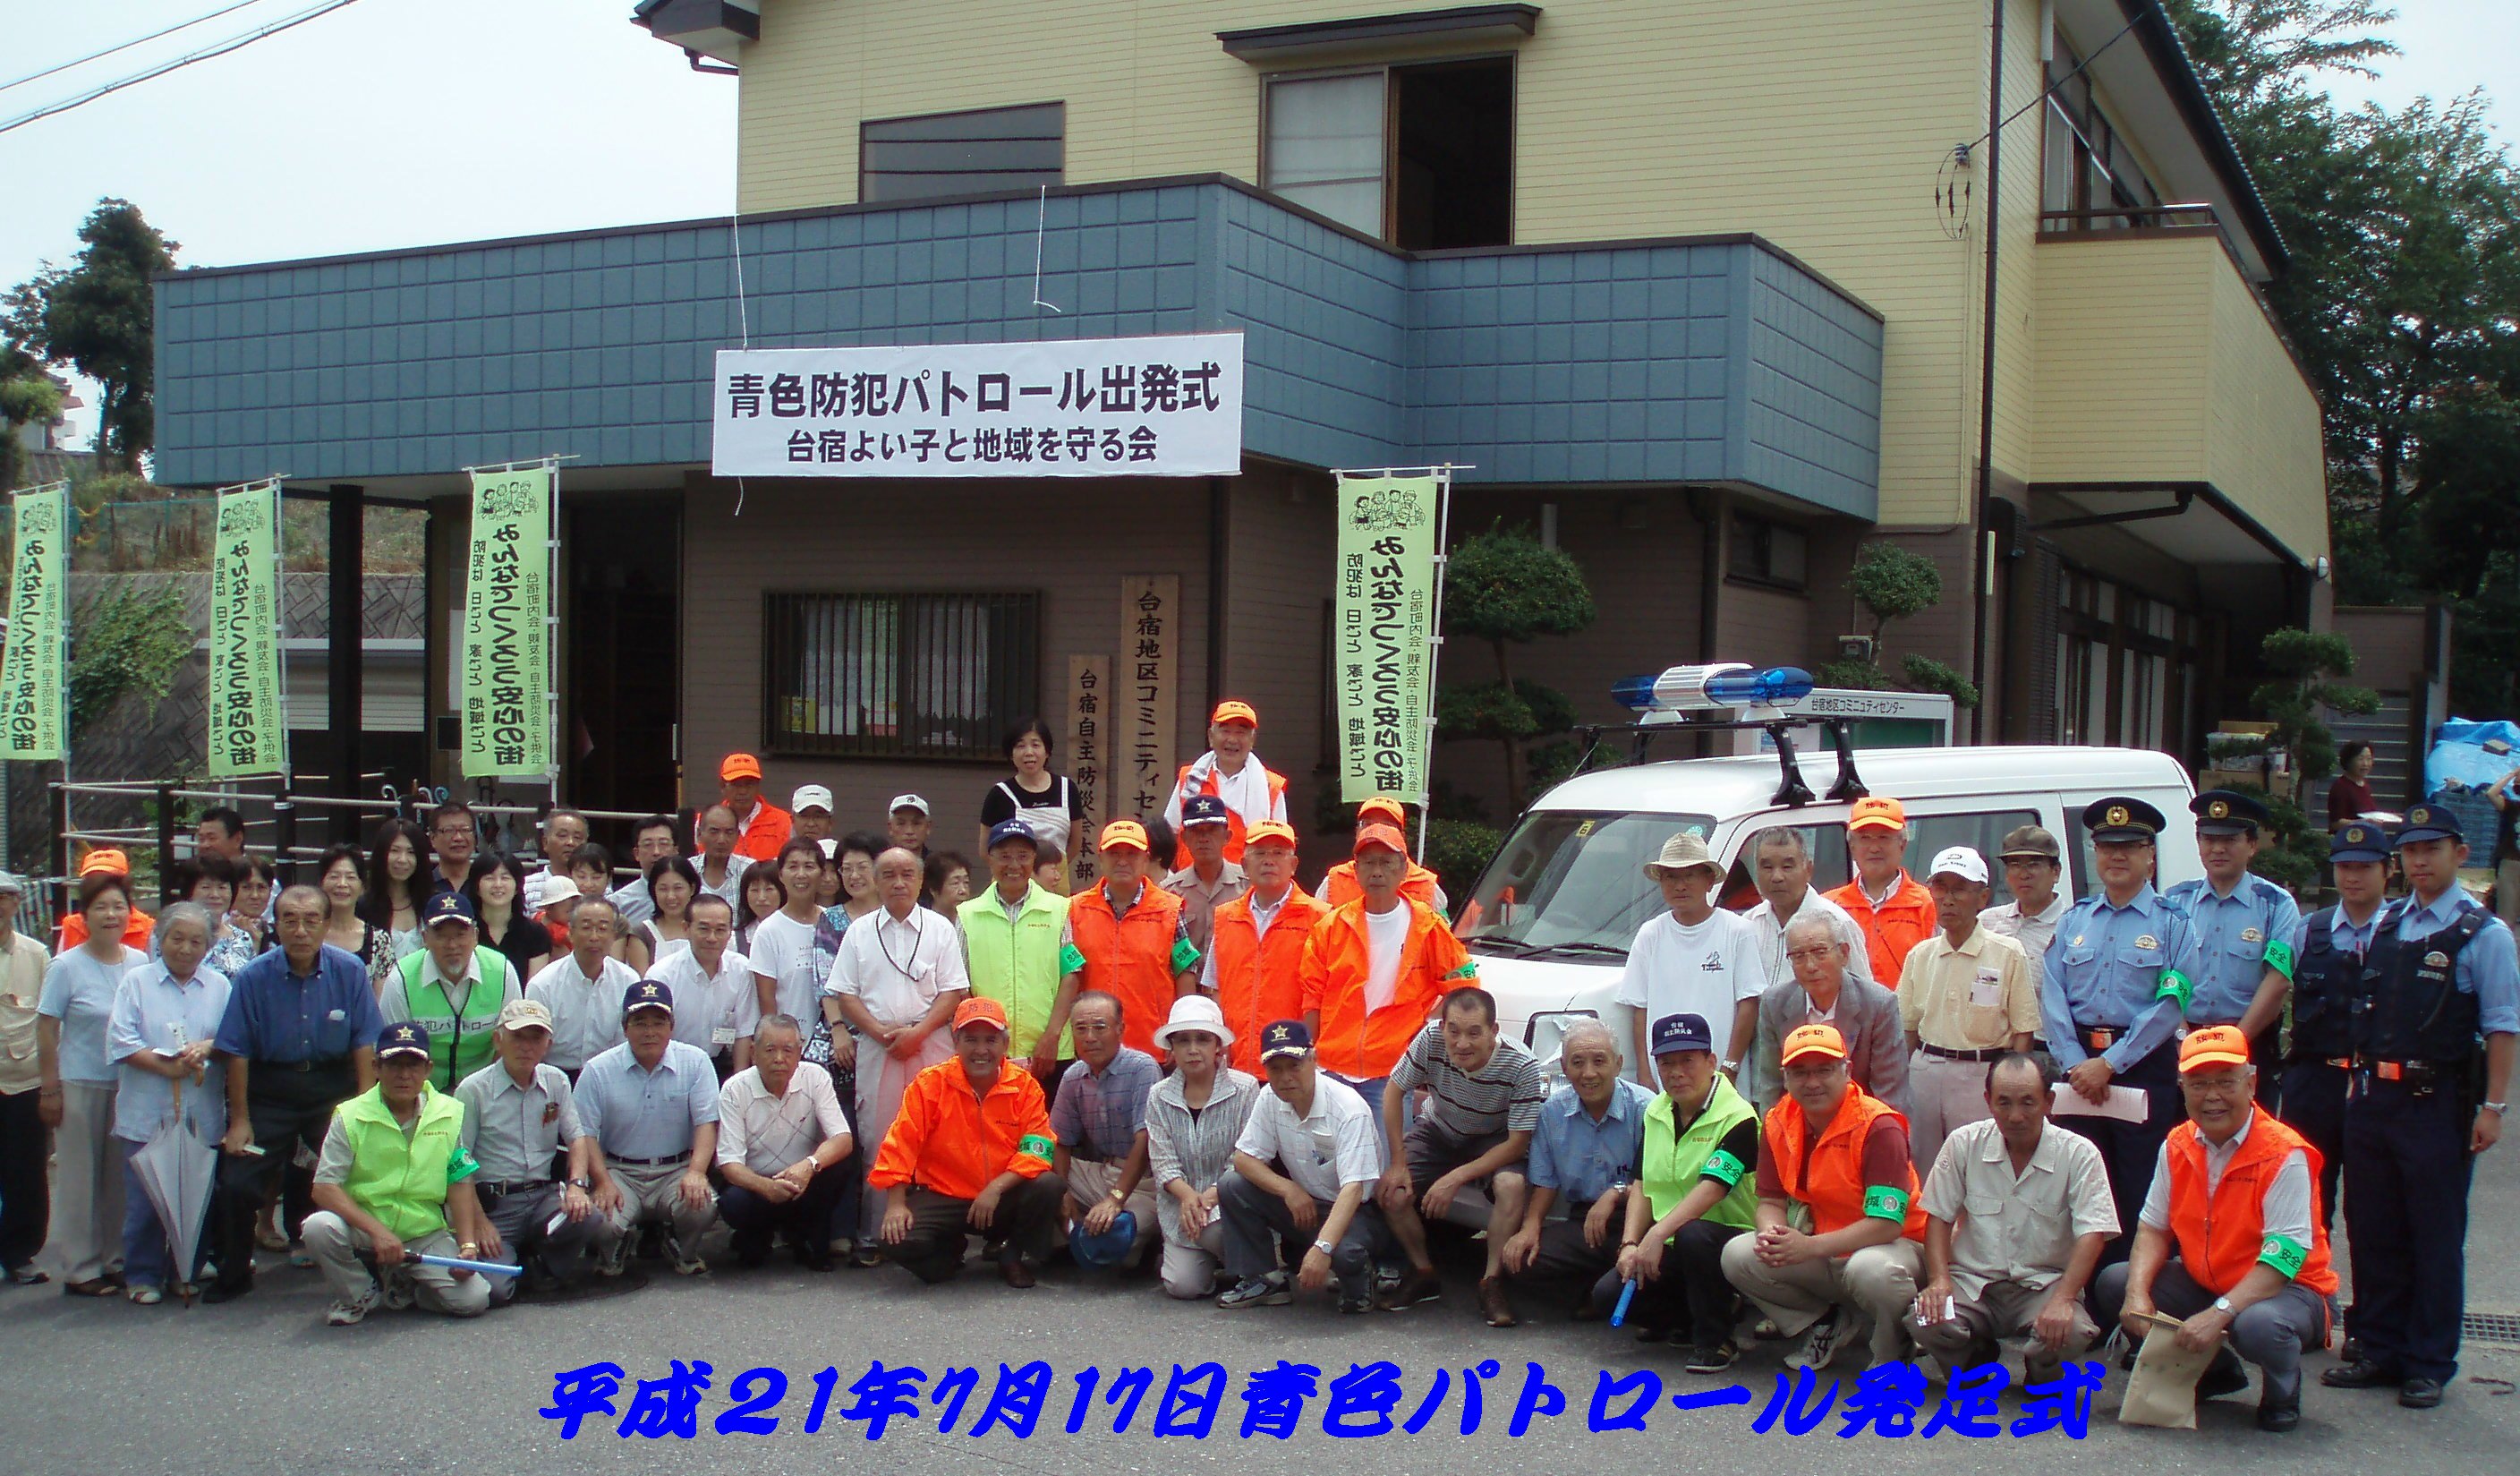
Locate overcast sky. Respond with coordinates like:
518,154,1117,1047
5,0,2511,447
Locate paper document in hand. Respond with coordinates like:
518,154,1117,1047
2050,1082,2149,1122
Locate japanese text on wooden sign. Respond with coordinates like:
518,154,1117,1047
1120,576,1179,825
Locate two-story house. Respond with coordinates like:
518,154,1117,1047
149,0,2328,845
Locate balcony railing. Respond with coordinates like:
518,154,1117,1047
2039,202,2222,235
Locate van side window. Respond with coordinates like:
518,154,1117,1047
1721,824,1848,912
1904,810,2040,905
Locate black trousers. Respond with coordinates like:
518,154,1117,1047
883,1179,1064,1284
0,1087,47,1271
2050,1045,2180,1267
2343,1079,2473,1381
720,1170,847,1262
213,1062,354,1291
1601,1219,1747,1347
2278,1059,2347,1231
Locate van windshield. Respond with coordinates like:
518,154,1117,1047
1459,810,1718,960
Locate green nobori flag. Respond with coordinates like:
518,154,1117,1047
461,465,554,779
207,481,287,777
0,483,70,762
1332,474,1440,803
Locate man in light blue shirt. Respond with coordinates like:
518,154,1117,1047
2164,790,2302,1103
578,979,720,1276
1497,1020,1653,1312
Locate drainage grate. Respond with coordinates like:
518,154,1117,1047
2465,1311,2520,1347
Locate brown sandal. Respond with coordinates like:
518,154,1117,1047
63,1278,116,1297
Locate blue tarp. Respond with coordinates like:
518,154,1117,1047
2422,718,2519,845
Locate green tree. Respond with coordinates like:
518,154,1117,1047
1435,522,1597,809
0,346,64,490
4,200,178,471
1815,542,1979,706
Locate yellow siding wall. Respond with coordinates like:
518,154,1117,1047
736,0,1999,528
2204,252,2329,560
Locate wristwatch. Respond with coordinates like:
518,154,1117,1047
569,1176,592,1190
1719,1059,1740,1073
2213,1295,2234,1314
1108,1188,1128,1204
1312,1238,1334,1256
2484,1101,2509,1114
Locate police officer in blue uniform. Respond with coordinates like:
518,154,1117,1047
2279,821,2393,1230
2040,796,2204,1264
2163,790,2302,1107
2323,805,2517,1410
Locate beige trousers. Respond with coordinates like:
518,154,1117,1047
299,1215,490,1318
1721,1233,1923,1365
43,1080,122,1284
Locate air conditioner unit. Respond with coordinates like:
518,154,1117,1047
1836,635,1876,662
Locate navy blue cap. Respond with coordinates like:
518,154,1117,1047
1068,1209,1139,1268
2191,789,2269,836
1650,1012,1715,1056
986,817,1038,851
2328,821,2390,865
376,1021,431,1061
623,978,675,1018
422,890,476,928
1257,1019,1313,1060
2395,803,2464,847
1181,794,1231,829
2083,796,2167,845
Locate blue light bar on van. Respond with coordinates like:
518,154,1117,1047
1611,663,1816,713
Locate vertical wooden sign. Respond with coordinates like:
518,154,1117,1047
1119,574,1179,832
1066,653,1110,890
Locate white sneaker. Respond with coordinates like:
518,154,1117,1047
1790,1312,1846,1371
326,1284,382,1326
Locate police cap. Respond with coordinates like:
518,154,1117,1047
2082,796,2167,845
2190,789,2269,837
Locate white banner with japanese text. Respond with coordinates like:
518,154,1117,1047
1333,475,1441,801
711,333,1245,478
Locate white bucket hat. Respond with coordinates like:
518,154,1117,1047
1151,994,1236,1050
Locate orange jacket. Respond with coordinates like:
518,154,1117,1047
57,910,156,951
868,1056,1055,1201
1066,882,1195,1056
1168,761,1288,867
699,800,793,865
2165,1112,2338,1297
1762,1083,1928,1241
1318,859,1445,916
1298,899,1477,1079
1209,884,1329,1076
1824,873,1936,986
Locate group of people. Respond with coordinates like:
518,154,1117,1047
1,702,2510,1437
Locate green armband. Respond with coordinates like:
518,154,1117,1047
1017,1133,1054,1163
2257,1232,2307,1279
1443,960,1478,982
2261,939,2295,980
1861,1184,1911,1223
1058,943,1086,976
1171,938,1202,975
2154,968,2193,1011
447,1145,481,1184
1702,1149,1747,1188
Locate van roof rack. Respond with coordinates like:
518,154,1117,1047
1566,716,1870,809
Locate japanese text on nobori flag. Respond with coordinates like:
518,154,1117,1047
1333,476,1438,802
206,481,285,777
462,465,554,778
711,333,1244,478
0,482,68,762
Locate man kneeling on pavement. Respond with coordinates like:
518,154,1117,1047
1722,1023,1928,1369
455,999,599,1301
1609,1012,1762,1371
1215,1020,1382,1311
579,980,720,1276
302,1021,491,1325
714,1013,854,1271
1495,1019,1655,1324
869,996,1065,1286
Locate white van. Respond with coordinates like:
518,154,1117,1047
1457,744,2205,1079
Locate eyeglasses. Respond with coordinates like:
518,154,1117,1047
1784,946,1836,962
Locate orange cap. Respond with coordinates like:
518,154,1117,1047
719,752,763,781
1098,819,1150,853
1779,1023,1849,1066
1245,821,1298,849
951,996,1009,1033
80,849,131,878
1210,700,1259,728
1358,795,1408,825
1353,823,1408,857
2179,1025,2252,1072
1848,796,1907,832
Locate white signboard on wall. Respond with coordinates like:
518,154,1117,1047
711,332,1245,478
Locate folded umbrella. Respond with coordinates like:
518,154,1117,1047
128,1075,218,1305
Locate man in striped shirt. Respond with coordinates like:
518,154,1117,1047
1368,987,1547,1324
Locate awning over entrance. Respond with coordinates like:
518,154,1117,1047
2029,482,2311,568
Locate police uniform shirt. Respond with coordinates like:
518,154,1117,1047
2039,886,2203,1072
2162,873,2301,1026
2279,906,2386,967
2386,890,2520,1037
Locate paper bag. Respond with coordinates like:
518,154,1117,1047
2119,1312,2217,1428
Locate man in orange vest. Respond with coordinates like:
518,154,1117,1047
868,997,1065,1288
700,753,792,866
1824,796,1936,985
1318,797,1450,917
1203,822,1324,1076
1060,820,1198,1057
1162,701,1288,869
1719,1023,1928,1371
2093,1027,2337,1433
1299,823,1477,1140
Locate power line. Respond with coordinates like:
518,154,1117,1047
0,0,270,96
0,0,367,138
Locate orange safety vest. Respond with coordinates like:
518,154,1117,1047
1209,885,1329,1076
1169,760,1289,867
2164,1112,2339,1297
1762,1083,1928,1241
866,1057,1056,1202
1066,882,1192,1056
1318,859,1444,915
698,800,793,865
1299,899,1477,1079
1824,873,1937,986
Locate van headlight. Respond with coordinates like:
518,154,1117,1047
1524,1010,1601,1078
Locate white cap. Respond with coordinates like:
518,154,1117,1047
1927,846,1988,886
538,873,581,902
889,793,930,816
791,784,833,815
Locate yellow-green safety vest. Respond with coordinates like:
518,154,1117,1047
957,885,1073,1059
333,1083,477,1241
1639,1071,1761,1234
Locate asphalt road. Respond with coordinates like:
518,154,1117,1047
3,1143,2515,1476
